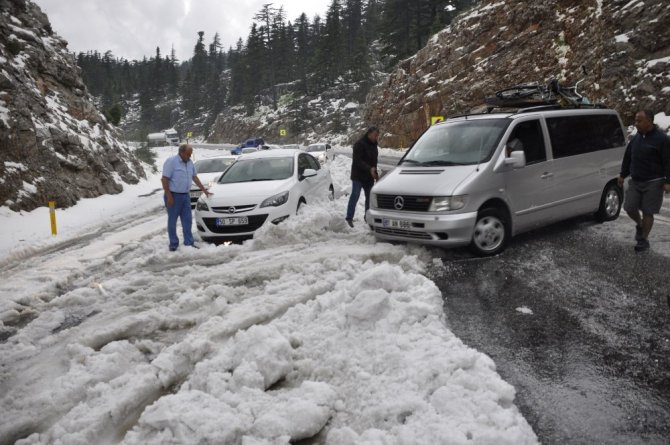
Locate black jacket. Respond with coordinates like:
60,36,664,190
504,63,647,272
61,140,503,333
350,136,378,184
620,126,670,184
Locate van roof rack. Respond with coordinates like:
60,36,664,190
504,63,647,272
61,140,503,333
443,103,610,121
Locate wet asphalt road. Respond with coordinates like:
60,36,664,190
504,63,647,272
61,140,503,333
428,218,670,445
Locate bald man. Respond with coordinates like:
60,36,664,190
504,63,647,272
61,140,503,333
161,144,211,251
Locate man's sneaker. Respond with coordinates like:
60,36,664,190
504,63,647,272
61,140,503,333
635,225,643,242
634,239,650,252
169,247,178,252
345,219,354,228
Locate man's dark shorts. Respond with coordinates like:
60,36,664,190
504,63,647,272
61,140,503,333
624,179,665,215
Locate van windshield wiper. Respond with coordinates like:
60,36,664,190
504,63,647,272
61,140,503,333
399,159,422,165
417,160,470,166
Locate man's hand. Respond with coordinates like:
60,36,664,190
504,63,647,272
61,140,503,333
203,189,213,197
664,183,670,194
166,193,174,208
617,176,625,188
371,167,379,181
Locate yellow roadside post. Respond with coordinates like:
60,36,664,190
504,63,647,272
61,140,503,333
48,201,57,236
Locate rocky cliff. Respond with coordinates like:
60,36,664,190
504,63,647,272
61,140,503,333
0,0,145,211
365,0,670,147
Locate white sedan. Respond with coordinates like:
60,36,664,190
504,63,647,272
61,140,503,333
195,150,334,242
190,156,237,208
305,143,332,164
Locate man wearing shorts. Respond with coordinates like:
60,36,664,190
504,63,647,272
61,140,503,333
618,110,670,252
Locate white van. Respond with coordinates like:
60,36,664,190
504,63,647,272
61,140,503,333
367,108,626,256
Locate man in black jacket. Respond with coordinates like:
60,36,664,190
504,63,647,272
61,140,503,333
346,127,380,227
618,110,670,252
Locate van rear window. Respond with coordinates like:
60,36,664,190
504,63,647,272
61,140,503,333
547,114,625,159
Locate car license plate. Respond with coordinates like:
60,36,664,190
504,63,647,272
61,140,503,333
216,217,248,226
382,218,411,229
190,191,201,198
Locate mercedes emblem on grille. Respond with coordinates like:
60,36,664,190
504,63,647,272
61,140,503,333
394,196,404,210
228,207,236,214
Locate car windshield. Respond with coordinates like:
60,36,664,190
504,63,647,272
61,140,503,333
402,119,509,166
165,131,177,138
218,157,294,183
195,158,235,173
307,145,325,153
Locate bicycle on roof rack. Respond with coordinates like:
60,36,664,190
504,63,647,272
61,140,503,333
484,65,595,110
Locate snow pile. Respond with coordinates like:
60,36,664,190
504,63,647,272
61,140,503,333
0,147,537,444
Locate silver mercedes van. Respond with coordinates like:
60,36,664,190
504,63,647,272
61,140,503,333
367,108,626,256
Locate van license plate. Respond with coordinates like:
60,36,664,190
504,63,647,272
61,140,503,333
190,191,201,198
216,217,248,226
382,218,411,229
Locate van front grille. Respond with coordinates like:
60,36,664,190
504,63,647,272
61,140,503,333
377,194,432,212
374,227,433,240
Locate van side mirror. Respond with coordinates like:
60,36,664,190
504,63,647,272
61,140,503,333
300,168,317,180
504,151,526,169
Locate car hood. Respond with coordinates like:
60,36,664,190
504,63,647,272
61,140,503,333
204,178,293,206
191,172,222,189
372,165,478,196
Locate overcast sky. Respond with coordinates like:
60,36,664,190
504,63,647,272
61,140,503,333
34,0,331,61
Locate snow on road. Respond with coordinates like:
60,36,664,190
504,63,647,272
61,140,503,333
0,147,537,444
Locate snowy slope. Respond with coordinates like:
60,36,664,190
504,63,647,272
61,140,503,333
0,147,537,444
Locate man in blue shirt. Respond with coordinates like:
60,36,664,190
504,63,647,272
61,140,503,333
161,144,212,251
618,110,670,252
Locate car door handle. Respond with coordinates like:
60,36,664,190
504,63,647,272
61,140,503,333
541,172,554,179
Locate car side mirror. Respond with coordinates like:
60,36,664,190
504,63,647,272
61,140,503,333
504,150,526,169
301,168,317,179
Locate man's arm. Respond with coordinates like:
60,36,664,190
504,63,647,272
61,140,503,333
661,135,670,193
193,175,212,197
618,140,632,187
161,176,174,208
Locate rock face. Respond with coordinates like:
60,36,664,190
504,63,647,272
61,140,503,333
0,0,145,211
207,79,375,147
365,0,670,148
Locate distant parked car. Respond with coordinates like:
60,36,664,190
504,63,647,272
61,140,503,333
282,144,301,151
241,147,259,155
195,150,334,242
190,156,237,208
306,143,332,164
231,137,265,155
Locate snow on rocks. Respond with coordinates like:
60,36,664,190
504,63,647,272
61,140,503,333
1,147,537,444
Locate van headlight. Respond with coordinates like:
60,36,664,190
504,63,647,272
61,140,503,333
371,193,378,209
429,196,467,212
261,191,289,207
196,200,209,211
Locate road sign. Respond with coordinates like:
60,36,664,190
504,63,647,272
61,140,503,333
431,116,445,125
48,201,57,236
279,129,287,137
186,131,193,138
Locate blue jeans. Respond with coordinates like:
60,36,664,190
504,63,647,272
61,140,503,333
164,193,194,249
346,180,372,220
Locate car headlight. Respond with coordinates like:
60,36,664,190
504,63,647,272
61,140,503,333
429,196,467,212
260,191,289,208
371,193,378,209
196,200,209,211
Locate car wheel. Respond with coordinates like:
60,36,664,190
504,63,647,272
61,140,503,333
328,185,335,201
470,208,509,257
595,182,622,222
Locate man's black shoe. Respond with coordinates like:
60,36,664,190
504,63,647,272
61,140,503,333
634,239,650,252
635,225,644,242
345,219,354,228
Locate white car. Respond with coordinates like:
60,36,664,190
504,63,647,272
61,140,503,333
195,150,334,242
306,143,332,164
190,156,237,208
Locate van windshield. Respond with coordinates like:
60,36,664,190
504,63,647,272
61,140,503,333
402,119,509,166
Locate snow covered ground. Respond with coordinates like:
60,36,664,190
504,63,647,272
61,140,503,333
0,147,538,444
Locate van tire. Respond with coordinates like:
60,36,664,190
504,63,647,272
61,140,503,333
470,208,509,257
297,198,306,214
595,182,622,223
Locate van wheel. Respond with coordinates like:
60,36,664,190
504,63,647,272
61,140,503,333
595,182,622,222
470,208,509,256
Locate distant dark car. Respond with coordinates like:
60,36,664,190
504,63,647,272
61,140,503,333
231,137,265,155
